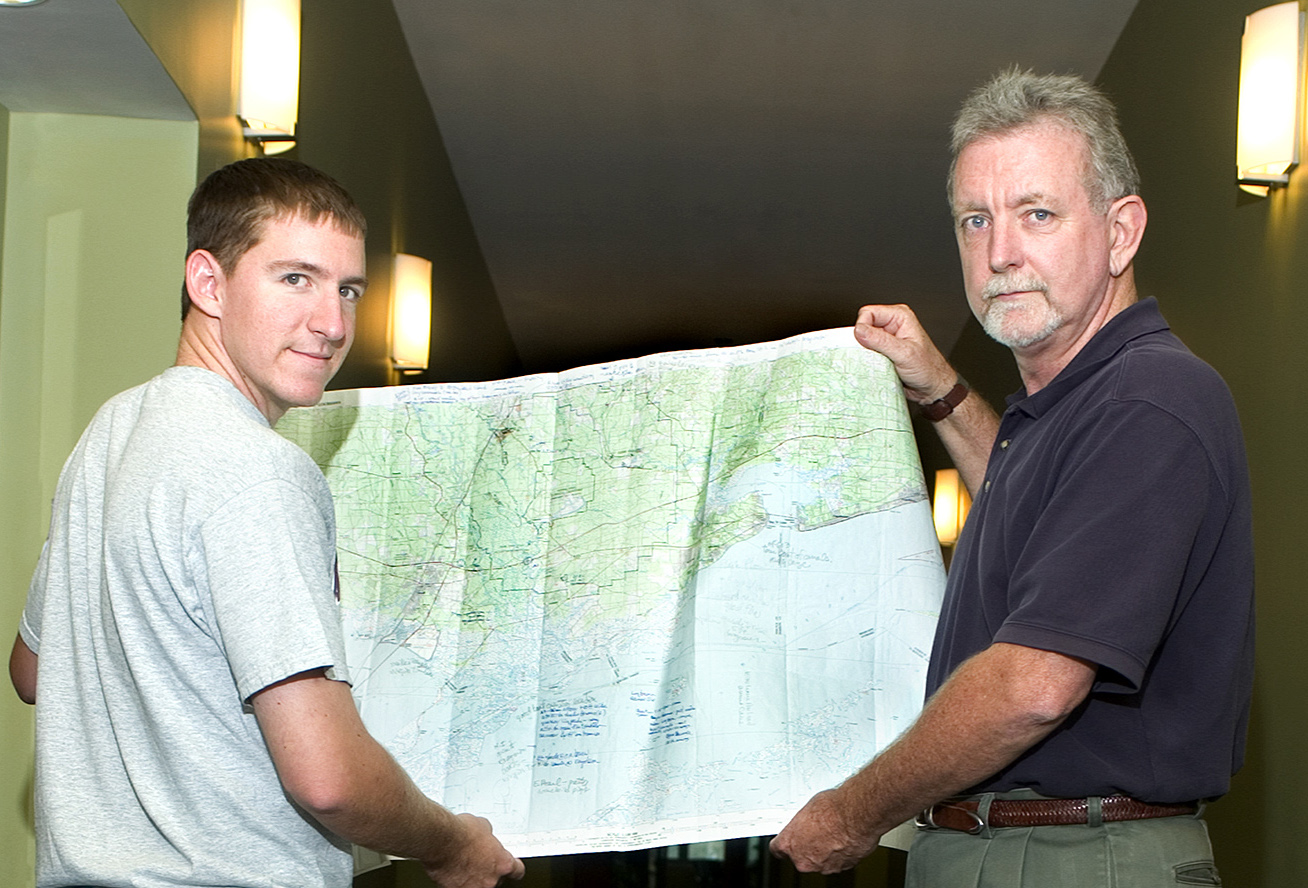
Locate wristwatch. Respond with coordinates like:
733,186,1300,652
920,380,969,421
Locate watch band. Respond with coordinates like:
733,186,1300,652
920,380,969,421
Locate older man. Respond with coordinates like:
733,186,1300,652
771,70,1253,887
10,158,524,888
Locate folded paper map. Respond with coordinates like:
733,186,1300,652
278,327,945,857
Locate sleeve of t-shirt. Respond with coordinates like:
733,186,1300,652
19,540,50,655
991,397,1219,693
195,477,350,702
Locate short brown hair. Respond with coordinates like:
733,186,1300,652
182,158,367,319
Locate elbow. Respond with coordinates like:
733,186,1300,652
1021,693,1081,730
987,643,1095,732
1014,674,1092,732
11,662,36,705
9,637,37,705
281,770,356,823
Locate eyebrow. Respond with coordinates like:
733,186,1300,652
1009,191,1052,208
952,191,1056,220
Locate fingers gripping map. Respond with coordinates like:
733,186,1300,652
277,328,945,857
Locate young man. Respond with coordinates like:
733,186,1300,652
10,158,525,888
771,70,1253,887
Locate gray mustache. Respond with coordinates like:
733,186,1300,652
981,275,1048,300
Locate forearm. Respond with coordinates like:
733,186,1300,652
772,643,1094,872
833,643,1085,834
253,672,521,885
300,734,465,863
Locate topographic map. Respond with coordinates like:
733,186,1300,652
277,327,945,857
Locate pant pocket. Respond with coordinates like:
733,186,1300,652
1175,860,1221,886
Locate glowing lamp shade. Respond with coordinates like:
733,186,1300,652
932,468,972,548
391,254,433,372
1237,2,1305,194
238,0,300,153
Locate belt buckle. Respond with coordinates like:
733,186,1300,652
915,802,985,835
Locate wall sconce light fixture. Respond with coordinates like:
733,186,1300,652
238,0,300,155
932,468,971,548
1237,1,1305,195
391,253,433,374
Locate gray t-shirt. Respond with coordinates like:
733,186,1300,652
20,366,353,887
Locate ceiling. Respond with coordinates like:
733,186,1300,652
0,0,191,120
0,0,1140,373
389,0,1141,371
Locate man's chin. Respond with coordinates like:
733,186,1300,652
982,306,1060,349
280,383,332,414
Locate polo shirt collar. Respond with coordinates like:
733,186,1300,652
1004,297,1170,417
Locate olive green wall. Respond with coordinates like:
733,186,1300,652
0,102,8,328
0,98,23,888
0,110,200,888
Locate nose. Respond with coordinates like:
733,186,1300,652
309,288,350,344
987,218,1023,273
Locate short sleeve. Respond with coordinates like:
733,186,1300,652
195,478,350,701
19,540,51,655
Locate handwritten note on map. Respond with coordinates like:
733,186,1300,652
278,327,945,857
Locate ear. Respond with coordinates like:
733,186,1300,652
184,249,225,319
1106,195,1147,278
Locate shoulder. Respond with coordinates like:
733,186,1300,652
79,375,157,440
54,376,163,489
1074,333,1249,495
1106,333,1241,431
136,368,331,506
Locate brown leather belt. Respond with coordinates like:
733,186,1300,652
917,795,1199,833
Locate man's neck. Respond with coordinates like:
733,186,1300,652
1014,278,1138,395
174,317,283,426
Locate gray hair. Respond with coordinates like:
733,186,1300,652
947,68,1140,213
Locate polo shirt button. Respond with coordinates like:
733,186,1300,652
984,480,991,492
1000,439,1010,449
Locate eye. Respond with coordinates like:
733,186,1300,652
340,286,363,302
1028,209,1053,223
284,273,305,286
960,215,988,232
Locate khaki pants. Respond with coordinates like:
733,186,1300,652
905,791,1220,888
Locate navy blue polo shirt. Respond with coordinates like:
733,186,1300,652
928,298,1254,803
